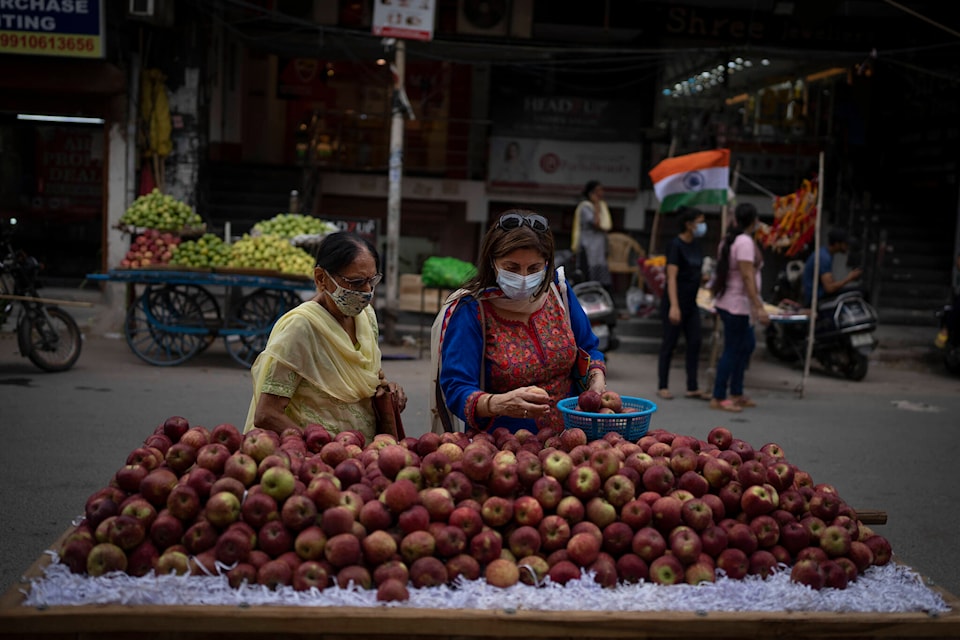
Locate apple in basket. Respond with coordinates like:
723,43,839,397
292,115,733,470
600,391,623,413
576,390,603,413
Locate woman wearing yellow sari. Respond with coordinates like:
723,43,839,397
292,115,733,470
245,232,406,442
571,180,613,288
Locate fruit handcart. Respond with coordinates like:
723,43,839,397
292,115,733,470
104,197,335,367
87,268,314,368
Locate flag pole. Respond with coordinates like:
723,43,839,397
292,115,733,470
647,137,677,256
799,151,825,398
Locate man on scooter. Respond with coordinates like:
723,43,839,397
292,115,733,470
801,227,863,307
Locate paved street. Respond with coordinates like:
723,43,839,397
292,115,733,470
2,328,959,599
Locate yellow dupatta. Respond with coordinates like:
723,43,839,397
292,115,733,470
244,302,381,434
571,199,613,251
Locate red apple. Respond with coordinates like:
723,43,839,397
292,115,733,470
599,390,623,412
223,452,259,487
577,390,603,413
166,484,201,522
699,524,729,558
86,542,128,576
139,468,178,508
680,498,714,531
209,422,243,452
619,499,653,531
669,525,703,564
748,549,779,578
162,415,190,443
790,557,825,589
863,534,892,566
650,495,684,533
741,484,779,518
716,547,749,579
649,554,684,585
749,514,781,548
538,514,571,553
281,494,318,532
706,426,733,450
630,526,666,563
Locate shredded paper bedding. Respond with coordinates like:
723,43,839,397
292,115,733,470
19,553,950,615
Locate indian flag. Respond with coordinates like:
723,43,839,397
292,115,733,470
649,149,730,213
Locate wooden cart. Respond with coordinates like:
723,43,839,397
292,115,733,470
2,527,958,640
87,269,315,368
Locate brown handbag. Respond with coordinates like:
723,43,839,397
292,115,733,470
373,384,406,440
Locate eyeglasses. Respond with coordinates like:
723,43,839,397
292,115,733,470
495,213,549,232
333,272,382,289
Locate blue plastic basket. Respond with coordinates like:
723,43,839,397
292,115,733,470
557,396,657,442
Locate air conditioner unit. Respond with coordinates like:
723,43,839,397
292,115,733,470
129,0,174,25
457,0,532,38
129,0,154,18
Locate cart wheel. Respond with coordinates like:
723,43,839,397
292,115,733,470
176,284,221,353
224,289,302,368
124,285,206,366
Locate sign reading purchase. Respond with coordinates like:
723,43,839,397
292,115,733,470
649,149,731,213
0,0,104,58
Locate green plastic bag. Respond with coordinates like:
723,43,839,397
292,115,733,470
421,256,476,289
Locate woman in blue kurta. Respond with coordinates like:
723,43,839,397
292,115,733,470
438,210,606,434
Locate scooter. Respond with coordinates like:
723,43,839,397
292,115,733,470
764,260,878,381
572,280,620,353
555,249,619,352
935,303,960,374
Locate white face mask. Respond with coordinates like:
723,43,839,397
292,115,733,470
329,280,373,316
693,222,707,238
497,268,546,300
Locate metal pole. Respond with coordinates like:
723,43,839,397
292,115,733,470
799,151,825,397
383,40,406,345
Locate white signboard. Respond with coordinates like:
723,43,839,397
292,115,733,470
372,0,435,41
488,137,642,196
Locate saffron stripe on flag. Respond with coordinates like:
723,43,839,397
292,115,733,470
649,149,731,213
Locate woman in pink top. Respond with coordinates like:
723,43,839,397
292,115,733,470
710,203,770,412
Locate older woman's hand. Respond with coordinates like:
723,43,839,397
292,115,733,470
377,380,407,413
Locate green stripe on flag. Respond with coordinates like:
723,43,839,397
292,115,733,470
660,189,728,213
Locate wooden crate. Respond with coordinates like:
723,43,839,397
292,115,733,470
399,273,453,314
2,528,958,640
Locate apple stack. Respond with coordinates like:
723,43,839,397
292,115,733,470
60,416,893,602
119,229,182,269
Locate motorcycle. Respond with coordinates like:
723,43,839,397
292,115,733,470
764,259,878,381
0,217,83,372
935,303,960,374
555,249,619,352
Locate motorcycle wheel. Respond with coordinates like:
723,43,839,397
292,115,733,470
765,325,798,362
944,346,960,375
18,306,83,372
843,349,869,381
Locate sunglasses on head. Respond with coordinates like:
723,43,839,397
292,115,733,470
495,213,549,232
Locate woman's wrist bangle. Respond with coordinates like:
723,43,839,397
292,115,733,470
483,393,494,416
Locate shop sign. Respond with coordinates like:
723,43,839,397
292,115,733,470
30,125,103,220
488,137,640,196
326,217,378,246
372,0,435,41
0,0,104,58
491,95,643,142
